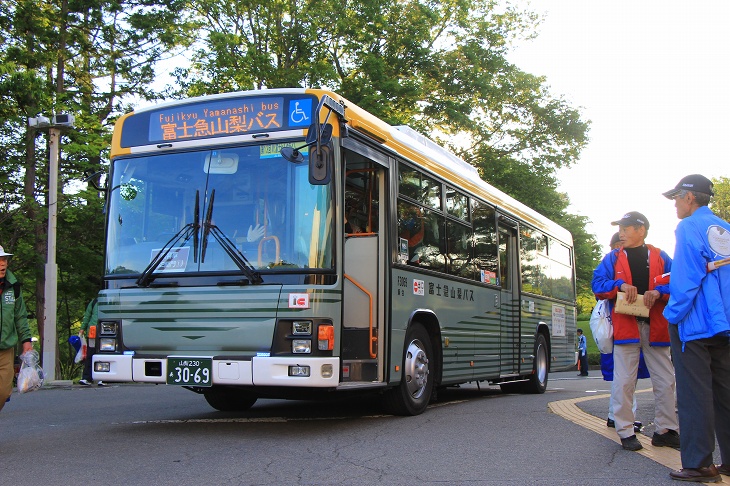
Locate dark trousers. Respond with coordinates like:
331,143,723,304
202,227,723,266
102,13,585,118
669,324,730,468
578,352,589,375
82,346,95,382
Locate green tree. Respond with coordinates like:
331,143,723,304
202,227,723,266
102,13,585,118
176,0,596,287
0,0,194,377
711,176,730,222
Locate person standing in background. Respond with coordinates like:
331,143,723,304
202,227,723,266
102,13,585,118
576,328,589,376
662,174,730,483
603,232,648,433
0,245,33,412
79,297,105,387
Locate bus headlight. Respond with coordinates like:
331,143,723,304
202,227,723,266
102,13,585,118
99,338,117,352
94,361,110,372
99,321,118,335
288,365,310,377
292,339,311,354
292,321,312,335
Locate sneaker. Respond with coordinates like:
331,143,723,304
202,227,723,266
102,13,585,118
97,381,107,387
634,421,643,433
606,418,615,428
621,435,643,451
78,379,92,386
652,430,680,449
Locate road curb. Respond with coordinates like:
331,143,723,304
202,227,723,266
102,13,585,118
548,389,703,477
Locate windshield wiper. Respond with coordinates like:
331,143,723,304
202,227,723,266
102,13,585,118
136,221,199,288
193,190,200,263
205,224,263,285
200,188,215,263
136,190,200,287
200,188,263,285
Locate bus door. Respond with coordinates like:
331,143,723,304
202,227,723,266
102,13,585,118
498,219,520,377
340,144,388,383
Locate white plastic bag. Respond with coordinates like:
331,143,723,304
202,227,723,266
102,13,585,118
74,334,87,364
17,350,44,394
589,299,614,354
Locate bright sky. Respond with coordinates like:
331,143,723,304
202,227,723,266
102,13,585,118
508,0,729,257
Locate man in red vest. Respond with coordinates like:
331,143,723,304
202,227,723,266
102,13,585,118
592,212,679,452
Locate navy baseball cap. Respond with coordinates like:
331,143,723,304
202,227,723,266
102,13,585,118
611,211,650,230
663,174,714,199
610,232,621,247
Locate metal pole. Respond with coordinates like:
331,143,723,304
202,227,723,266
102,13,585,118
42,127,60,382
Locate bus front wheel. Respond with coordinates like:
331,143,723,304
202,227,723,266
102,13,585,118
383,324,433,416
203,387,258,412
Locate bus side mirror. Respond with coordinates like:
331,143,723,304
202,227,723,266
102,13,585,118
309,145,332,184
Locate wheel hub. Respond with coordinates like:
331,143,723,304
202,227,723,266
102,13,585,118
404,340,429,399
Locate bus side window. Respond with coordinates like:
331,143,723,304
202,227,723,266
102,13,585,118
498,235,509,289
345,161,379,235
344,200,362,234
472,200,498,283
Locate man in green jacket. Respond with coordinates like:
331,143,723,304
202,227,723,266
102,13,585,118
79,297,104,386
0,245,33,412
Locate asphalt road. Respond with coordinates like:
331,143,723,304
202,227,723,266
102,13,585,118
1,370,724,486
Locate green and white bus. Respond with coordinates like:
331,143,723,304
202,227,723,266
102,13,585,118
93,88,577,415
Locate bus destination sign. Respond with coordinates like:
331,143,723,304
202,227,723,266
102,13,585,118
149,97,285,142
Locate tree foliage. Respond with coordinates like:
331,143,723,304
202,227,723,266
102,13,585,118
711,176,730,222
0,0,192,376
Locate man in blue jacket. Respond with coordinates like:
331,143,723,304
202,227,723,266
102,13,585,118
663,174,730,483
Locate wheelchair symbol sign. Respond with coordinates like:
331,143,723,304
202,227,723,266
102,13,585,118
289,99,312,127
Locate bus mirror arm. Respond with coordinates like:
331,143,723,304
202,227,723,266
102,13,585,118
280,94,343,166
83,170,107,192
280,123,333,164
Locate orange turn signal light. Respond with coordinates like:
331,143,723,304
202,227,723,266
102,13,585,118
318,324,334,351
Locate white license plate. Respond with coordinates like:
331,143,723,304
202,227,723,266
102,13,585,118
166,358,212,386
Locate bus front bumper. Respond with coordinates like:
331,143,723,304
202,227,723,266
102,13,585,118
92,354,340,387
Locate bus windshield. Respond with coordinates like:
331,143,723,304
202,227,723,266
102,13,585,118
105,143,333,276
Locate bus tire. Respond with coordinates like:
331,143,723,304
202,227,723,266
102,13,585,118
203,387,258,412
383,324,433,416
524,333,548,394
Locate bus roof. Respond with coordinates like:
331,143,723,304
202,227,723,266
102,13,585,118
111,87,573,245
325,90,573,245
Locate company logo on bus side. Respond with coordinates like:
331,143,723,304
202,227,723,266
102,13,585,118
288,293,310,309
